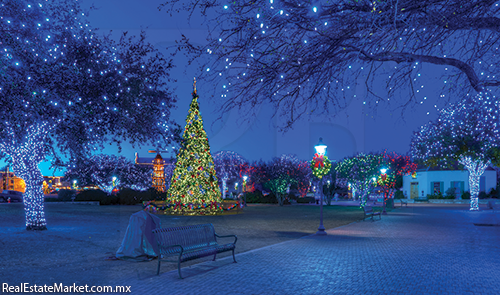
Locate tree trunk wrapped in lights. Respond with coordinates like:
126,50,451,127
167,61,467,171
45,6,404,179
0,123,49,230
166,80,222,215
459,155,490,211
411,92,500,211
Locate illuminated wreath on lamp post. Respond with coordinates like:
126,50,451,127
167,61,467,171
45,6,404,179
310,153,332,179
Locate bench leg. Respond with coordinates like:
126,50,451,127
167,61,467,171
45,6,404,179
178,255,183,279
213,253,217,261
157,258,161,275
232,249,237,263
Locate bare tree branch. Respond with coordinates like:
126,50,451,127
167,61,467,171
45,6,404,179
161,0,500,130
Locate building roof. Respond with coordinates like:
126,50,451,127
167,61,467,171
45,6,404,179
135,152,175,166
416,166,495,172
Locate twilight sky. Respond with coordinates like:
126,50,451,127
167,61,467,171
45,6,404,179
32,0,459,176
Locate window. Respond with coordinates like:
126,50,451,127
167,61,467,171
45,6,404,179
450,181,464,197
431,182,443,194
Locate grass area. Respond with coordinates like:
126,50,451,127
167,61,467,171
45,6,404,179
0,203,365,286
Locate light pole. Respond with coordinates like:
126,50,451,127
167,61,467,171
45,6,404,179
243,175,248,207
314,138,328,236
380,168,388,215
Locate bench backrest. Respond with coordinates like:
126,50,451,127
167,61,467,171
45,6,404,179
153,223,217,254
364,206,373,213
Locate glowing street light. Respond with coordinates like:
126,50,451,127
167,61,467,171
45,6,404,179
314,137,328,236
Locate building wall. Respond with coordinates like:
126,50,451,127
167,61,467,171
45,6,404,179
403,169,496,199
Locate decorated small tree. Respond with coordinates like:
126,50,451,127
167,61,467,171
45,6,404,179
213,150,247,199
64,154,151,194
166,80,222,214
411,92,500,211
335,153,385,207
264,154,304,206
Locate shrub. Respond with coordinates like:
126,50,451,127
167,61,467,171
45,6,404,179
444,187,457,199
478,191,487,199
245,190,277,204
297,197,315,203
57,189,76,201
488,187,498,199
427,192,443,199
461,191,470,199
75,189,117,205
394,190,404,199
117,188,142,205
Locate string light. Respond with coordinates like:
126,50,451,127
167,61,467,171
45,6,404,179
1,0,177,229
411,92,500,211
166,82,222,215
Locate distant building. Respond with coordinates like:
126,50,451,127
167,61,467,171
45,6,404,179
402,167,497,199
0,171,26,193
134,152,176,192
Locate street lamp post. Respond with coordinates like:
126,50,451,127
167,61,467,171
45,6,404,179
380,168,388,215
314,138,328,236
243,175,248,207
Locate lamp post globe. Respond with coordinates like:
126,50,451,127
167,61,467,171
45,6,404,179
315,138,327,155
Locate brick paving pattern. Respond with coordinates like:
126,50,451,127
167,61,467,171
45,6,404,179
112,206,500,295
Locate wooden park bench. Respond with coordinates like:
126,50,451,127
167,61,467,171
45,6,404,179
152,223,237,279
363,206,381,221
400,200,408,207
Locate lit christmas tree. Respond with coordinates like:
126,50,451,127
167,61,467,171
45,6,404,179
166,79,222,214
411,92,500,211
0,1,177,230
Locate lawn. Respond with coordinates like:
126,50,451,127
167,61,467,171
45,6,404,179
0,203,365,287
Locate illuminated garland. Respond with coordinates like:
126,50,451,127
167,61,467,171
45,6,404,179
143,200,242,214
310,154,331,179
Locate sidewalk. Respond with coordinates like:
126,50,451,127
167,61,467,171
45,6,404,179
113,206,500,294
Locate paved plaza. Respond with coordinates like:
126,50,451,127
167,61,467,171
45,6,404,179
113,205,500,295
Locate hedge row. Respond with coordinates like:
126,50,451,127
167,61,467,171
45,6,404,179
47,188,165,205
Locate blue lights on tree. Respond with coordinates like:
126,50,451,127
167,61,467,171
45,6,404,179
0,1,178,230
411,92,500,211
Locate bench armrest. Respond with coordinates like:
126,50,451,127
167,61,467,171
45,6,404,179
215,234,238,245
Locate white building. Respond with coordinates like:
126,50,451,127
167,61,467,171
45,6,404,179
402,167,497,199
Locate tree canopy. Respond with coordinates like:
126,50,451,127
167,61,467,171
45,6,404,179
2,0,178,163
411,92,500,210
64,154,151,193
1,0,178,229
161,0,500,130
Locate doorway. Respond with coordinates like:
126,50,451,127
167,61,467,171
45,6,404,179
410,182,419,199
